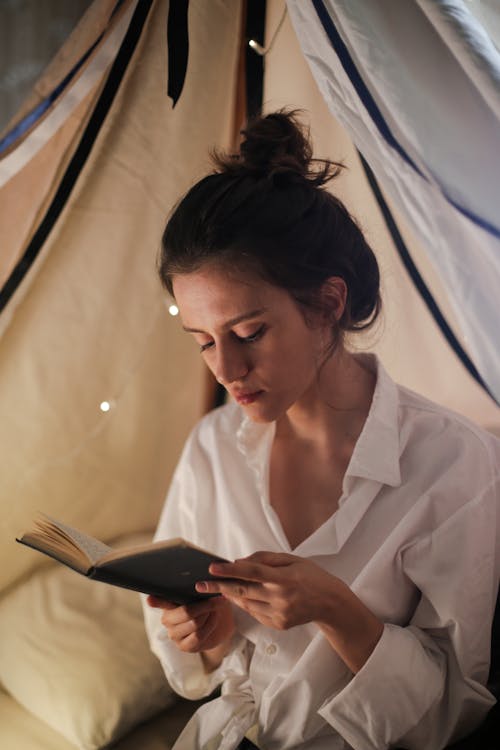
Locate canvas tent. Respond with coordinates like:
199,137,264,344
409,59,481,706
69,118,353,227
0,1,498,748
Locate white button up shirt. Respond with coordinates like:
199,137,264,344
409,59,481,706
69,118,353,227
142,355,499,750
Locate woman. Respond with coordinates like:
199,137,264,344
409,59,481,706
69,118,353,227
143,111,499,750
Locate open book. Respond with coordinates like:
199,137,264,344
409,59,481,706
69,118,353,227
16,515,227,604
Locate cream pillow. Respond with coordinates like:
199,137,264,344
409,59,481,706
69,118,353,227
0,534,177,750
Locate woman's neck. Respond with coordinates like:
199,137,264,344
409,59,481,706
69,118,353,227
276,350,376,453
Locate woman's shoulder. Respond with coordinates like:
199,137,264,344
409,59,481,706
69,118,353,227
396,382,500,469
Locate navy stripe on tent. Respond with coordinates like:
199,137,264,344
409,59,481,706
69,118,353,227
0,43,98,155
446,194,500,240
0,0,126,156
358,150,497,405
167,0,190,106
310,0,500,241
310,0,423,177
0,0,154,314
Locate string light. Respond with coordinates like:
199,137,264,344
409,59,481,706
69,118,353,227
248,4,287,57
249,39,266,55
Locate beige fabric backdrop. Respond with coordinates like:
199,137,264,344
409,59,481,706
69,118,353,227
0,88,101,290
0,0,115,138
0,0,242,592
0,0,136,298
264,0,498,432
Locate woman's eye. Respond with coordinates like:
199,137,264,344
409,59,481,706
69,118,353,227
197,325,266,353
199,341,214,353
239,324,266,343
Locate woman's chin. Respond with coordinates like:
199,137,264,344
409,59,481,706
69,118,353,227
238,397,288,424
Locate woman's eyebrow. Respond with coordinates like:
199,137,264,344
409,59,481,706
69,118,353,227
182,308,267,334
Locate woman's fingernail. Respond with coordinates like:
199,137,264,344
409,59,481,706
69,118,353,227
209,563,224,574
196,581,208,592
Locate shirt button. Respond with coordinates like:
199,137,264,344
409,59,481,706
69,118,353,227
266,643,277,655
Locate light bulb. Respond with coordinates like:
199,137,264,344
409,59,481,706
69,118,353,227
249,39,266,55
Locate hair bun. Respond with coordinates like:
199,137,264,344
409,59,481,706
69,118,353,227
213,109,343,187
240,111,310,181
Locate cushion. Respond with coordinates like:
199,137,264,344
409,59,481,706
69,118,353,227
0,687,205,750
0,688,78,750
0,533,177,750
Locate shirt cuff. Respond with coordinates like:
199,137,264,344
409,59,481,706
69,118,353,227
318,623,445,750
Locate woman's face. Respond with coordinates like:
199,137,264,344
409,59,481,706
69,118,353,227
172,265,331,424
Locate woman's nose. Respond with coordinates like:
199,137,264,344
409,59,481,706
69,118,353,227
214,346,250,385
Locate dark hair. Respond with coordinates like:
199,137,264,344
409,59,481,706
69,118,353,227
159,110,381,348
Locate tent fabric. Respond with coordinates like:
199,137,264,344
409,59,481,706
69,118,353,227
286,0,500,403
0,0,152,319
0,0,134,291
0,89,100,292
1,0,497,599
0,1,137,181
0,0,129,157
0,0,120,139
0,1,138,294
263,0,498,432
0,0,242,592
467,0,500,51
358,152,495,403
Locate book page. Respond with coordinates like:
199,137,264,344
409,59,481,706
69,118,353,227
37,515,112,565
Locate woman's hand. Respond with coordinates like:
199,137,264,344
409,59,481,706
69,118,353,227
146,594,235,661
195,551,383,673
196,552,334,629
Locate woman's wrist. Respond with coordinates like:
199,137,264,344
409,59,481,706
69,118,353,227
200,635,234,673
314,578,384,674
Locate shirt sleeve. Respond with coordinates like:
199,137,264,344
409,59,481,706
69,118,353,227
318,480,499,750
141,423,251,700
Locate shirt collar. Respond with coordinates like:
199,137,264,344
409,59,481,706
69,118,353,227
343,353,402,489
236,353,402,489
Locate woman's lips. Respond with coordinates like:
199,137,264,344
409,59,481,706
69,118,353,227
233,390,264,405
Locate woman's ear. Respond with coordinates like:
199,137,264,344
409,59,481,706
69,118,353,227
319,276,348,323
